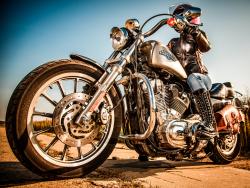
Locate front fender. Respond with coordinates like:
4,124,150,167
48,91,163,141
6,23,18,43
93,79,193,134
70,54,104,71
69,53,125,116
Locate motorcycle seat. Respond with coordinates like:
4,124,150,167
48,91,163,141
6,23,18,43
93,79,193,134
210,82,235,99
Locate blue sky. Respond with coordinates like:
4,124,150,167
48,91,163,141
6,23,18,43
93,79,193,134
1,0,250,120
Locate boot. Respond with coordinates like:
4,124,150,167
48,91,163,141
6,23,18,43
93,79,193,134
193,89,217,140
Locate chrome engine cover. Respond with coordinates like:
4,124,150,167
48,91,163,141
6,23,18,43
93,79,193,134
141,79,202,149
158,120,188,148
157,117,201,149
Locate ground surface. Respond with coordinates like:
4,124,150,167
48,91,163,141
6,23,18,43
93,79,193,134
0,125,250,188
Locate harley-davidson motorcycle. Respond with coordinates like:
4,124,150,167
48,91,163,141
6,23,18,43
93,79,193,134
6,9,245,178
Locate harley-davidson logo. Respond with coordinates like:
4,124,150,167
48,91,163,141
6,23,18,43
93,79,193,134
159,49,177,61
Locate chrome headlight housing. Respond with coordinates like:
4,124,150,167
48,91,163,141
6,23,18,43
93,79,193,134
110,27,128,51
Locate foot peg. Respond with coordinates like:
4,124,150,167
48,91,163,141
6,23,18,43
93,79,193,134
196,123,218,140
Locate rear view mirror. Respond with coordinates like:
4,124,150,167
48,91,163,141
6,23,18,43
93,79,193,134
125,19,140,31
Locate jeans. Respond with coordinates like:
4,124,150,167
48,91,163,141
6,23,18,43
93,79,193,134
187,73,212,92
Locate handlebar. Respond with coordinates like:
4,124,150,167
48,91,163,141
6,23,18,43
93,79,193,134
142,18,168,38
140,13,203,39
140,13,172,38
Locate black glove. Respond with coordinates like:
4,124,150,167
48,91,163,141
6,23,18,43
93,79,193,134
184,25,200,37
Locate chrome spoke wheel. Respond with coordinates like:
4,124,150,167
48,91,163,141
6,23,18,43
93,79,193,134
217,134,238,156
27,73,114,167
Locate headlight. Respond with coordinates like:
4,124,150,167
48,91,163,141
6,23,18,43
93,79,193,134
110,27,128,51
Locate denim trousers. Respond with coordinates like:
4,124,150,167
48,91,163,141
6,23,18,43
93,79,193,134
187,73,212,92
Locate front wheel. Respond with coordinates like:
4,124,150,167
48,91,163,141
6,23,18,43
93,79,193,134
205,132,241,164
6,59,123,178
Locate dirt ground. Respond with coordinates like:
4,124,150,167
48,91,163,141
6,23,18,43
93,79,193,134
0,125,250,188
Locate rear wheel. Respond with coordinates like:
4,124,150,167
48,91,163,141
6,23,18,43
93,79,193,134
205,133,241,164
6,60,123,177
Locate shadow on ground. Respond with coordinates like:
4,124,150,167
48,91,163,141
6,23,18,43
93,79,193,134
0,159,215,187
0,162,44,187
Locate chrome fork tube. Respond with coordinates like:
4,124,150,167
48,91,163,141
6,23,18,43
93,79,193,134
75,42,136,124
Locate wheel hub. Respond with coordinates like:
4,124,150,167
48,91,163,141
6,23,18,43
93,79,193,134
53,93,99,147
218,134,237,155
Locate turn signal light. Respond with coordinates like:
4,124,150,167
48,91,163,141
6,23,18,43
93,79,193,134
167,17,176,27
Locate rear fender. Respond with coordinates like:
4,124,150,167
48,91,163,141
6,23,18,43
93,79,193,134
215,104,244,134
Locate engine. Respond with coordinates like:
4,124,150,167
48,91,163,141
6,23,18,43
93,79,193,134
141,79,199,149
141,79,190,118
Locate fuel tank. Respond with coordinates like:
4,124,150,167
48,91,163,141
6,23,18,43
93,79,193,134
139,40,187,80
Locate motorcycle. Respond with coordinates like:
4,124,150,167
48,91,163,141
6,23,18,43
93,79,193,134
6,9,245,178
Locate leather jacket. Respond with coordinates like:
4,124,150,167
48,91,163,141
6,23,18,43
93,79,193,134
167,29,211,76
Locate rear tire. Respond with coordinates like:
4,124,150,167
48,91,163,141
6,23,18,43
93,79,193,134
6,59,123,178
205,133,241,164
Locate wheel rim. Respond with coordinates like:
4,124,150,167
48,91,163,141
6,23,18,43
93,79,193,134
27,72,115,167
217,134,238,156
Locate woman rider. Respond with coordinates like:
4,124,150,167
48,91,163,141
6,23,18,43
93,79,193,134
167,4,217,139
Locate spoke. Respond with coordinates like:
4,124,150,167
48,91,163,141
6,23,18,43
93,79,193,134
33,127,53,136
77,147,83,159
91,142,97,150
74,78,78,93
61,144,69,161
41,93,57,106
33,111,53,118
44,136,58,152
61,144,68,161
56,80,66,97
100,129,108,135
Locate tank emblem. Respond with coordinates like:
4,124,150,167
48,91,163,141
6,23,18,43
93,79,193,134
159,49,177,61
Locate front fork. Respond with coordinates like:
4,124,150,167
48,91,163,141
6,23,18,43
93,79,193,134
75,43,136,124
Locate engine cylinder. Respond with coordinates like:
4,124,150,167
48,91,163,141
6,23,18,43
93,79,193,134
141,80,190,117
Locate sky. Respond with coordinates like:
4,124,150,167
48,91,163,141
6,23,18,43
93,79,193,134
0,0,250,121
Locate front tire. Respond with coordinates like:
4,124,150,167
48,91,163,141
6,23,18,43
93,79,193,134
6,59,123,178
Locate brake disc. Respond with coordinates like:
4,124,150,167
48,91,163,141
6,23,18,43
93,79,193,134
53,93,99,147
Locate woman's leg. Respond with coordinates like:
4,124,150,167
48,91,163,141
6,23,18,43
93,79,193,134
187,73,217,139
